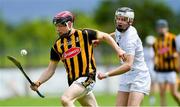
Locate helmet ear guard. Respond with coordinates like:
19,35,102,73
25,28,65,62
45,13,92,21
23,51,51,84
53,11,74,38
128,18,134,25
65,21,73,31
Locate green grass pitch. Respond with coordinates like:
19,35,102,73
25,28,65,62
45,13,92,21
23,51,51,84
0,93,178,106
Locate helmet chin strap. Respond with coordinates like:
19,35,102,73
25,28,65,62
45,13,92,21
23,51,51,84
65,22,72,33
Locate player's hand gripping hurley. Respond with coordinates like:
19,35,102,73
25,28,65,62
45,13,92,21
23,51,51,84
7,56,45,98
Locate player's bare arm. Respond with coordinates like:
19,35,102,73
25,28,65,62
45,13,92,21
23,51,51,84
30,60,59,91
110,32,115,38
96,31,125,58
98,54,134,80
92,32,115,47
38,61,59,83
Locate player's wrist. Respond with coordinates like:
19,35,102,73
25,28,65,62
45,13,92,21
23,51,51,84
104,72,109,78
35,81,42,87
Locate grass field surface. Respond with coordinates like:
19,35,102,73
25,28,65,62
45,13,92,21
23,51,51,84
0,93,178,106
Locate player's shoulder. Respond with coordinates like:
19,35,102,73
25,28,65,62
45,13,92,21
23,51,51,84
126,26,139,39
81,28,99,32
52,36,61,47
168,32,176,36
176,34,180,40
80,28,99,36
55,36,61,42
167,32,176,39
127,26,138,35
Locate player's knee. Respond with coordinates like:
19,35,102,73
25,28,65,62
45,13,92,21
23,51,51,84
60,95,71,105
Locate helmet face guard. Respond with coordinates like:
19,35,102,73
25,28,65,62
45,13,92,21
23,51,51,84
115,7,134,32
53,11,74,38
115,7,134,23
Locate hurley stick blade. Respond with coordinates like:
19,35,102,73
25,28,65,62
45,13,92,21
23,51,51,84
7,56,45,98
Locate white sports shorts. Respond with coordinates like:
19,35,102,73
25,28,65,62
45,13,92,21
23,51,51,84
73,77,95,94
149,69,156,83
118,70,151,95
156,71,176,84
147,63,156,82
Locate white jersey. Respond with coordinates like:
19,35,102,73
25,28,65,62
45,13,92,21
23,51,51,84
176,35,180,52
144,46,156,82
115,26,148,72
143,46,154,71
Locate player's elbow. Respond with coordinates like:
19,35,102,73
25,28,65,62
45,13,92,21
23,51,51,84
98,35,106,41
125,63,132,71
97,32,110,41
103,34,111,40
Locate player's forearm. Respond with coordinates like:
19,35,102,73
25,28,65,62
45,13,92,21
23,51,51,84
38,69,55,84
110,32,115,38
37,61,58,84
107,62,131,77
103,34,122,53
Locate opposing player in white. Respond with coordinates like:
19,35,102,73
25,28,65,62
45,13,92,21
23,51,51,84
144,35,156,105
176,35,180,64
98,7,151,106
176,34,180,90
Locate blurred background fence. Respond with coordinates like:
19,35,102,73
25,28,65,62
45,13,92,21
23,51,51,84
0,66,120,99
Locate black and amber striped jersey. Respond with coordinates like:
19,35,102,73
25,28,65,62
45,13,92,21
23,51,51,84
153,32,178,72
50,29,97,85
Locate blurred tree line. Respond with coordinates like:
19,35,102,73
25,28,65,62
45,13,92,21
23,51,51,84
95,0,180,38
0,12,99,67
0,0,180,67
94,0,180,65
